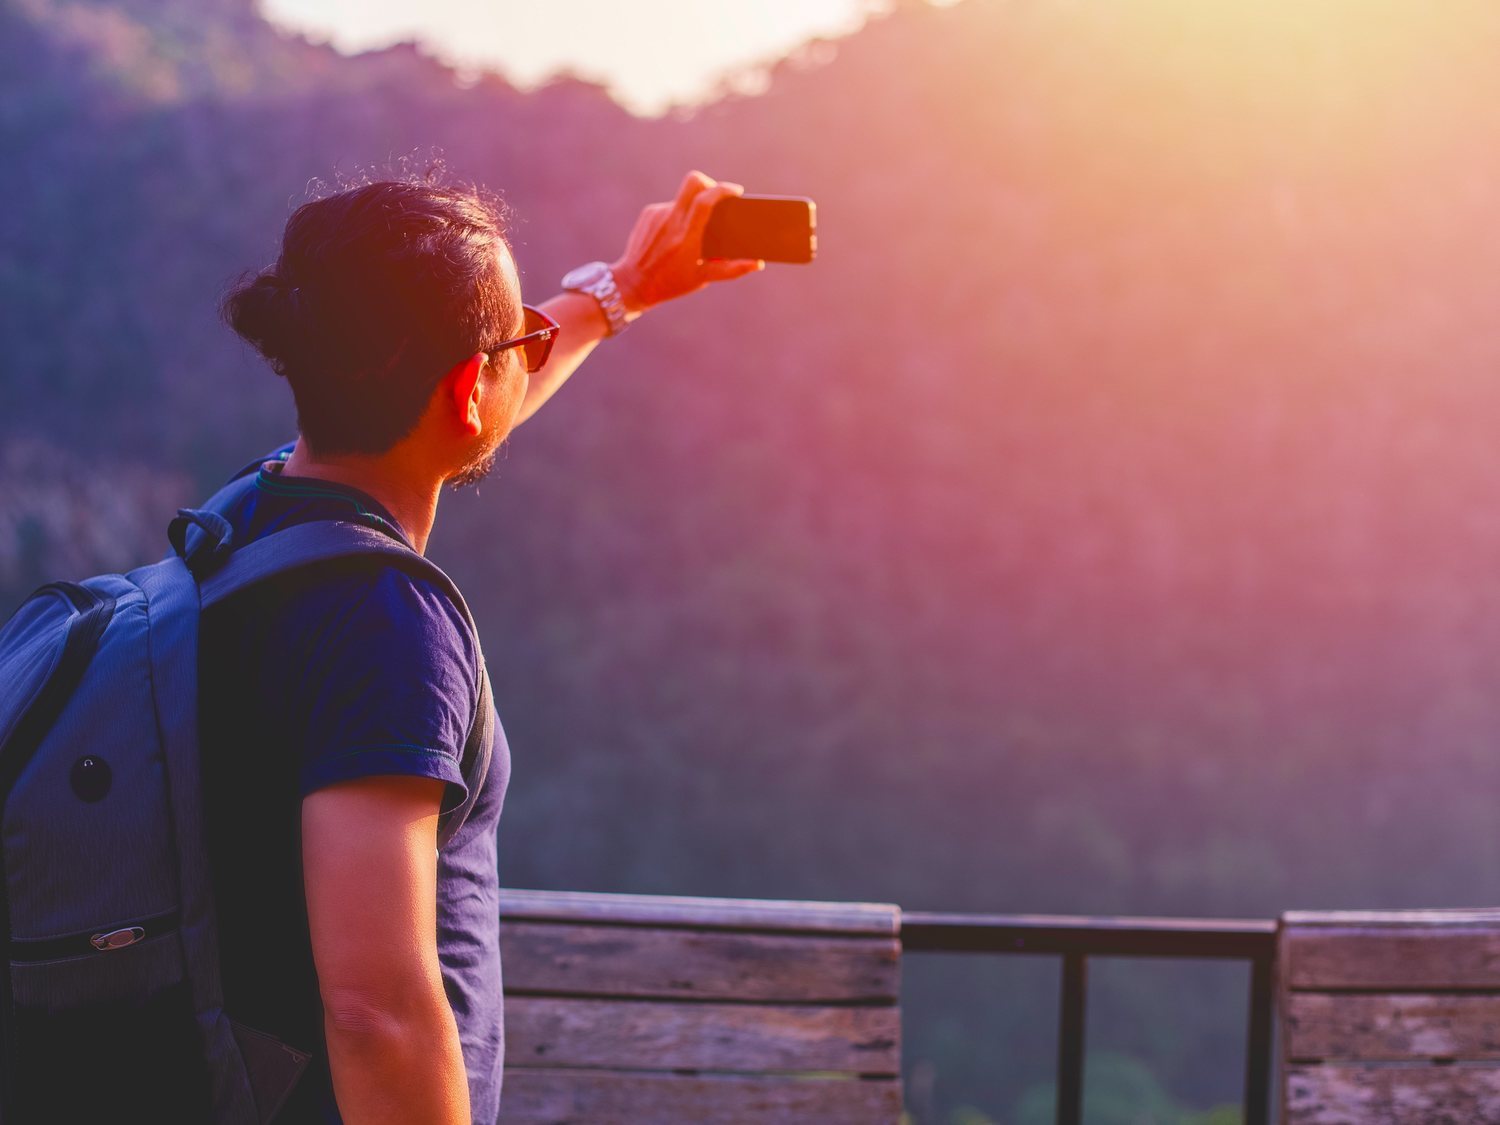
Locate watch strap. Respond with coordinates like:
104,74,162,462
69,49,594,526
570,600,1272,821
563,261,631,337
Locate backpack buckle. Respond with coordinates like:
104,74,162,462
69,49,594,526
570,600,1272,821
168,508,235,577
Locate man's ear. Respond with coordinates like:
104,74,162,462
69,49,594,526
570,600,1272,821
447,353,487,437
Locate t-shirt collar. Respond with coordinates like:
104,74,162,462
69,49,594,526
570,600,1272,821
254,458,415,550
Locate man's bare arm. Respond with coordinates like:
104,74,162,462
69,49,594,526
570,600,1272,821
511,170,763,428
303,775,469,1125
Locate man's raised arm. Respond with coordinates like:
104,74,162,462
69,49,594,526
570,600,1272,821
511,170,764,428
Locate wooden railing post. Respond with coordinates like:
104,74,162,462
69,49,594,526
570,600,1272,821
496,888,903,1123
1280,908,1500,1123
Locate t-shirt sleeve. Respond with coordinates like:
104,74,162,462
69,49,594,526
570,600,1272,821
279,565,479,815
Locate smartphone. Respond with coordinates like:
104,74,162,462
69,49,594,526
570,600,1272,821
701,195,817,264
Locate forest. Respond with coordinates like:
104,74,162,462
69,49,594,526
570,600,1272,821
7,0,1500,1119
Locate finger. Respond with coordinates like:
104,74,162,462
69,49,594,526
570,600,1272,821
623,201,673,255
687,182,744,243
627,201,670,236
639,201,672,227
701,258,764,282
673,170,714,212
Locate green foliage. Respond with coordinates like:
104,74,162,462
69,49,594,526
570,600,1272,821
1184,1107,1243,1125
1014,1053,1237,1125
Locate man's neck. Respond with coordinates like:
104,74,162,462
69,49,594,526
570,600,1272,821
281,437,440,554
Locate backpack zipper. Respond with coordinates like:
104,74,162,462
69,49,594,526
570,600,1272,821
8,909,181,963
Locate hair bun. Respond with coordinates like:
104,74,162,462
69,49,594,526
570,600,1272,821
219,270,309,376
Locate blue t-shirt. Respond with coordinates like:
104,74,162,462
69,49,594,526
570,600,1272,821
199,451,511,1123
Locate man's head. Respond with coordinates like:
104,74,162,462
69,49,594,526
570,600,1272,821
221,177,525,488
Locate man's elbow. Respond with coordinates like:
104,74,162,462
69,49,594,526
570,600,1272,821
319,980,470,1123
321,981,449,1049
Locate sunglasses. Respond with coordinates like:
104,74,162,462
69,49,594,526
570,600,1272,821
487,304,559,373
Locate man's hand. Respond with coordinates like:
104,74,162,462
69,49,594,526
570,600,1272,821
610,170,764,315
512,171,764,428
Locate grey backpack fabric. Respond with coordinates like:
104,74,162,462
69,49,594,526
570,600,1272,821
0,468,493,1122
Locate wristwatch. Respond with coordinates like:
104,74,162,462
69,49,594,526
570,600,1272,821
560,261,634,337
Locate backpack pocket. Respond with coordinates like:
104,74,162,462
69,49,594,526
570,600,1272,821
8,931,211,1121
230,1018,313,1124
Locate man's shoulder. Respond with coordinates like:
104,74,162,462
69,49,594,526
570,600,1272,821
207,553,479,671
198,449,480,669
326,557,477,654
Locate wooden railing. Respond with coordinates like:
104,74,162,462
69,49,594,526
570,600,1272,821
494,890,1500,1123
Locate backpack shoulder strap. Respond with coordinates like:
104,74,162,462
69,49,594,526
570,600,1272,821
198,520,439,610
197,520,494,850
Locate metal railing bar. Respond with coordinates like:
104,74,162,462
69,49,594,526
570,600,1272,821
1244,951,1275,1125
1057,952,1088,1125
901,911,1276,960
899,912,1280,1123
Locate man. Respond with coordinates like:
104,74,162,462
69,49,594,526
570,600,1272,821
201,170,762,1124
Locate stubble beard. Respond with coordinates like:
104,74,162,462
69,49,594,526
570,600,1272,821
446,434,507,491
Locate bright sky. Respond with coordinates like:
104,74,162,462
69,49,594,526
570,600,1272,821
259,0,888,116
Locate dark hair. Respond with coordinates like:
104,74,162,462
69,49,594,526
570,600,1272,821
221,172,515,455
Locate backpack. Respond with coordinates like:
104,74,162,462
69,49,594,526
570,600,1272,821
0,451,495,1122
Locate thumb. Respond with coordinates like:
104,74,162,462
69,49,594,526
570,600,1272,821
702,258,765,283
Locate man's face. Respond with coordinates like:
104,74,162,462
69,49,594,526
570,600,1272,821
447,243,527,491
